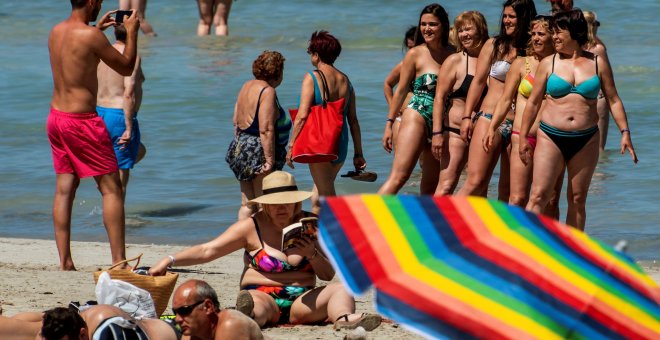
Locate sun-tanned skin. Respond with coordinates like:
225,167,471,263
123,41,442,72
48,0,139,270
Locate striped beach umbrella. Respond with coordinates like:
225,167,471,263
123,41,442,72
318,195,660,339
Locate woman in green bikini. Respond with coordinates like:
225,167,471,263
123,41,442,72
379,3,454,195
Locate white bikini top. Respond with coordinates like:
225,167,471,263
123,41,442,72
489,60,511,82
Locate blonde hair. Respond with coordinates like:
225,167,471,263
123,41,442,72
525,17,553,56
582,10,599,49
453,11,489,53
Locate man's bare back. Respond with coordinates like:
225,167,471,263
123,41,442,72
47,0,140,270
49,1,139,113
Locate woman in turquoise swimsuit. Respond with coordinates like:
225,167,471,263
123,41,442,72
149,171,382,330
483,15,561,213
430,11,489,195
519,9,637,230
286,31,366,215
379,3,454,195
457,0,537,200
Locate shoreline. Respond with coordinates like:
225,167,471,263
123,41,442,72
1,237,658,339
0,237,419,339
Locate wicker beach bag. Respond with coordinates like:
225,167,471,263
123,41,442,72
93,254,178,316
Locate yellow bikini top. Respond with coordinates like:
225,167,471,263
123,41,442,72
517,57,534,98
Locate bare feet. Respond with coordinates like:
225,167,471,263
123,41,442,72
60,260,77,271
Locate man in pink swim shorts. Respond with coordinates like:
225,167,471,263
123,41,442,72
47,0,140,270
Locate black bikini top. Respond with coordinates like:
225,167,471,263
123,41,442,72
448,53,486,101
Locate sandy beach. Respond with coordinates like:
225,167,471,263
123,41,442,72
1,238,658,339
0,238,422,339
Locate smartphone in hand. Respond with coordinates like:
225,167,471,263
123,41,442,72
115,10,133,24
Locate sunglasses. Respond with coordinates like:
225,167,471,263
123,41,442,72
172,300,204,316
534,14,553,20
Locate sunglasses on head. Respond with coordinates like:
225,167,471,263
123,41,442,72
534,14,553,20
172,300,204,316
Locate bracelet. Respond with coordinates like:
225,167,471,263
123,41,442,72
167,255,175,268
309,249,319,260
432,130,443,136
386,118,395,123
461,116,472,120
620,128,631,134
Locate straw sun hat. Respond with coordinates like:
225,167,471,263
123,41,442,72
248,171,312,205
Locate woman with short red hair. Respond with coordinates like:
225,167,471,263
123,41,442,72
286,31,366,214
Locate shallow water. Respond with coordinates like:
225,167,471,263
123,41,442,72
0,1,658,259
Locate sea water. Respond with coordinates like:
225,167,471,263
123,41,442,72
0,1,658,259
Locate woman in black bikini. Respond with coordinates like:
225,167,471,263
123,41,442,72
430,11,489,195
519,9,637,230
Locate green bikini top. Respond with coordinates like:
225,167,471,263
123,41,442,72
546,54,600,100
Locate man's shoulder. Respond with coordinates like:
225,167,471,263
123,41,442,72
52,20,104,42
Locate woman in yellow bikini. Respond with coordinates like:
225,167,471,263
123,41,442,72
483,15,559,213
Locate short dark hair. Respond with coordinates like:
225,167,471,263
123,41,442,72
70,0,88,9
252,51,285,82
308,31,342,64
41,307,86,340
414,4,450,47
194,280,221,312
552,9,588,46
114,25,127,42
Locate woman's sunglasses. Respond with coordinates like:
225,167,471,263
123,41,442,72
534,14,553,21
172,300,204,316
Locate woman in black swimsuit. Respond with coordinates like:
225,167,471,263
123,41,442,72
431,11,489,195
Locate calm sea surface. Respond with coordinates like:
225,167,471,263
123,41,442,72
1,1,658,259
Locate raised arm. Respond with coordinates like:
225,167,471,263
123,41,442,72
460,38,495,142
94,11,139,76
148,218,252,276
518,56,551,165
382,48,417,152
598,55,638,163
483,57,523,152
430,53,459,160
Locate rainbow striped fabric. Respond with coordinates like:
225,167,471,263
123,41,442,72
318,195,660,339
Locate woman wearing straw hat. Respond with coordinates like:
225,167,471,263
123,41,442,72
149,171,381,331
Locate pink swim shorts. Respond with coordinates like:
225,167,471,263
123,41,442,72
47,107,118,178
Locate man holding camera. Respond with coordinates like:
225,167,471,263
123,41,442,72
47,0,139,270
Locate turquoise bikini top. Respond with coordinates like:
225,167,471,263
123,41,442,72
546,54,600,100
